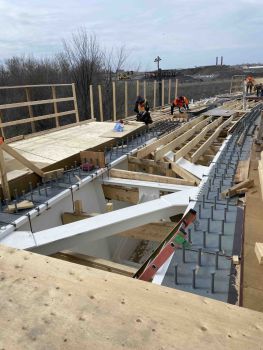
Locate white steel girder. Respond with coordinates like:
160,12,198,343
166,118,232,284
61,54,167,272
0,189,198,255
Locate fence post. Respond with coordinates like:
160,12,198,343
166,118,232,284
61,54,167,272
175,78,178,99
112,81,116,121
51,86,59,128
125,81,128,118
72,83,80,123
153,80,157,109
25,87,36,132
0,147,10,200
168,79,171,104
89,85,95,119
161,79,165,106
98,85,104,122
144,80,146,99
136,80,139,96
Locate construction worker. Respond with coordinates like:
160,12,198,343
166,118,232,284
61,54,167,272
171,96,189,114
246,75,255,94
134,96,152,125
113,119,124,132
254,83,262,97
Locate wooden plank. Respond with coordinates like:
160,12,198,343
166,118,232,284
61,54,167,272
221,179,254,198
102,184,139,204
136,80,139,96
0,110,76,128
6,200,34,213
119,222,176,242
161,79,164,106
255,243,263,265
43,168,64,181
175,78,178,98
51,86,59,128
98,85,103,122
153,80,156,109
112,81,116,121
0,83,72,89
173,117,223,161
80,150,105,168
170,162,200,184
25,87,36,133
109,168,195,186
0,96,74,110
1,244,263,349
0,143,44,177
143,80,146,99
0,110,5,138
191,116,233,163
137,115,205,159
72,83,80,124
234,159,250,183
168,79,171,104
124,81,128,118
89,85,95,119
0,147,10,199
155,117,211,161
52,251,137,277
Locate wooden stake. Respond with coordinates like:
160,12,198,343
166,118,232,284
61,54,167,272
25,87,36,133
98,85,104,122
0,111,5,139
162,79,165,106
175,78,178,99
153,80,157,109
136,80,139,96
0,147,10,200
89,85,95,119
125,81,128,118
144,80,146,99
72,83,80,123
51,86,59,128
112,81,116,121
168,79,171,104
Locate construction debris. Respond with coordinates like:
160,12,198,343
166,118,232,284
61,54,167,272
221,179,254,198
6,200,34,213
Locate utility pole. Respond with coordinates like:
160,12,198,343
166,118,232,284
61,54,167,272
154,56,162,107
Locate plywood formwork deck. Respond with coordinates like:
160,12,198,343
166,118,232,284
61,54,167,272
1,121,143,183
0,244,263,350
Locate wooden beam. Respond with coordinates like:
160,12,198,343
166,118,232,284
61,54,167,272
89,85,95,119
168,79,171,104
112,81,116,121
43,168,64,181
255,243,263,265
191,116,233,163
173,117,223,161
143,80,146,99
137,115,205,159
124,81,128,118
0,147,10,199
0,96,74,110
175,78,178,98
109,168,195,186
234,159,250,183
153,80,157,109
154,117,211,161
102,184,139,204
0,111,5,138
6,200,34,213
0,110,76,128
51,86,59,128
221,179,254,198
25,87,36,133
161,79,164,106
0,143,44,177
169,161,200,184
98,85,104,122
136,80,139,96
52,251,137,277
119,222,176,242
72,83,80,124
80,150,105,168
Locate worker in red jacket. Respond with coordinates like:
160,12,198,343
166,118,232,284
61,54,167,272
171,96,190,114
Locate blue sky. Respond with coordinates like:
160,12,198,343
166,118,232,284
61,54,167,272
0,0,262,69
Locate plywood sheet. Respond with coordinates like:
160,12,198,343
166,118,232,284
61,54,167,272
0,244,263,349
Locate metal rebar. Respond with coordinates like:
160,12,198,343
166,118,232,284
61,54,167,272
211,272,215,294
192,268,196,289
174,264,178,285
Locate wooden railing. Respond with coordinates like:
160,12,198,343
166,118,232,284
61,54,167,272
0,83,79,139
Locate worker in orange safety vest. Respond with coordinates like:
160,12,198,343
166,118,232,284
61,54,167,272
246,75,255,94
171,96,190,114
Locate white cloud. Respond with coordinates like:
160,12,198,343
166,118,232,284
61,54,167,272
0,0,262,68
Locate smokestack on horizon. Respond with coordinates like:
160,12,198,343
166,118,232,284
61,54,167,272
216,57,218,65
221,56,223,65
